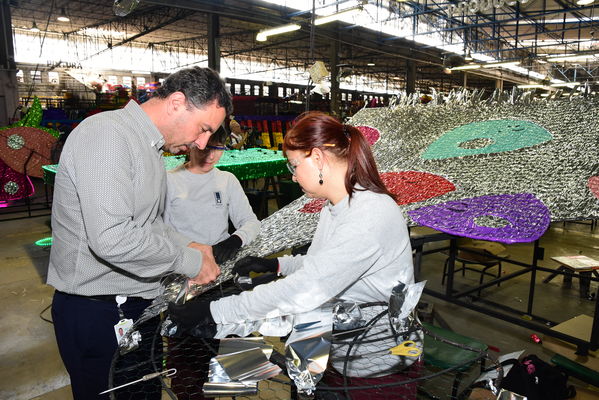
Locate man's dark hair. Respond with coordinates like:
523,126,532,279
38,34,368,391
155,67,233,114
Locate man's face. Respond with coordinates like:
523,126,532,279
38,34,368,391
165,100,226,154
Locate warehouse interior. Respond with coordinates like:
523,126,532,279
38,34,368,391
1,0,599,399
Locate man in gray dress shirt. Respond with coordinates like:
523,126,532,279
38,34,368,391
47,67,232,399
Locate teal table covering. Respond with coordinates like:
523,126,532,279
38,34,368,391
42,149,288,186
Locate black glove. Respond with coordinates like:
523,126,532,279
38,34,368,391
212,235,242,264
168,299,216,338
232,256,278,276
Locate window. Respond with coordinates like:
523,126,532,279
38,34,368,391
263,85,269,96
30,70,42,83
122,76,132,88
254,86,260,96
278,87,284,97
108,75,118,85
235,83,241,94
136,77,146,88
341,93,346,101
16,70,24,83
48,71,59,84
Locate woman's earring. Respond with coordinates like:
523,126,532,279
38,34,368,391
319,170,324,185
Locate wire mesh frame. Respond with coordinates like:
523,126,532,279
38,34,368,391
107,300,503,400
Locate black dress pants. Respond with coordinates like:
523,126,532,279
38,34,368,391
51,290,161,400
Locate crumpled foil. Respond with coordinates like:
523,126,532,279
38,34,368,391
388,281,426,337
204,337,282,396
285,306,333,395
332,302,364,331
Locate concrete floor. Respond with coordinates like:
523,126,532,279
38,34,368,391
1,201,598,398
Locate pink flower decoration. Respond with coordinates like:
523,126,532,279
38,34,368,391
356,126,380,146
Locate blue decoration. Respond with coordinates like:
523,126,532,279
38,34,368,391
422,119,553,160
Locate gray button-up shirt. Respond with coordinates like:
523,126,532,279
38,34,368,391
47,101,201,299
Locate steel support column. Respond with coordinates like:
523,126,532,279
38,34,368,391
0,0,18,125
208,13,220,72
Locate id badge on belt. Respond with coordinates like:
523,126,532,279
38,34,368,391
114,295,133,344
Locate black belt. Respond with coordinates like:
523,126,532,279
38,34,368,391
55,290,148,303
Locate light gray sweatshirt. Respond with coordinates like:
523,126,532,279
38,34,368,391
164,166,260,246
211,187,414,323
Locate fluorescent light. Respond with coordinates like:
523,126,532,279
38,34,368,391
367,62,375,66
482,61,520,68
450,64,481,70
131,70,151,75
550,82,581,87
547,54,598,62
576,0,594,5
256,24,301,42
314,7,362,25
518,84,545,89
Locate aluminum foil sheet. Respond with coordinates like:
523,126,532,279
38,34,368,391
285,306,333,395
389,281,426,336
204,337,282,396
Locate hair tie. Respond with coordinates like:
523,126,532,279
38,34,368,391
343,125,351,140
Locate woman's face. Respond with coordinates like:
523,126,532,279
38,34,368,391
286,149,323,198
190,144,225,173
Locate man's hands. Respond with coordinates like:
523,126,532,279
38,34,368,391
188,242,220,285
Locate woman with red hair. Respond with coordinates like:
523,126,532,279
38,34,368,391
170,112,417,397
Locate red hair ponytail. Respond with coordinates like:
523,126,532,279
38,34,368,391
284,112,394,201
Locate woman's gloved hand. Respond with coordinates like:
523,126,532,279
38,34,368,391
232,256,279,276
212,235,242,264
168,299,216,338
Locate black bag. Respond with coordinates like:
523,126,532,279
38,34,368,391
500,354,576,400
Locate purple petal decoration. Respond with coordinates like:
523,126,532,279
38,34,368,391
407,193,551,243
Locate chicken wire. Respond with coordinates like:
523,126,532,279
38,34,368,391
109,285,501,400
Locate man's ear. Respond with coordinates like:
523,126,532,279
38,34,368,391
166,92,187,115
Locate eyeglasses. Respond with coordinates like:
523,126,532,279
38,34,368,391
206,145,227,151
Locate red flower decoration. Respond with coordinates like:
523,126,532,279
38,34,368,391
299,198,327,213
380,171,455,205
589,176,599,199
356,126,380,146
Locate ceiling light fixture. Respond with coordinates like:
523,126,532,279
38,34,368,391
550,82,581,87
314,6,363,26
57,8,69,22
546,54,598,62
30,21,40,32
256,23,301,42
367,61,375,66
576,0,594,5
482,61,520,68
450,64,482,70
517,84,545,89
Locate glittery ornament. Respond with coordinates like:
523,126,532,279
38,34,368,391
4,181,18,195
380,171,455,205
356,126,380,146
407,193,551,243
0,126,57,178
0,159,34,201
7,134,25,150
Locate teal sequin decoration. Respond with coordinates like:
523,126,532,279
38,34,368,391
422,119,553,160
7,134,25,150
4,181,19,195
